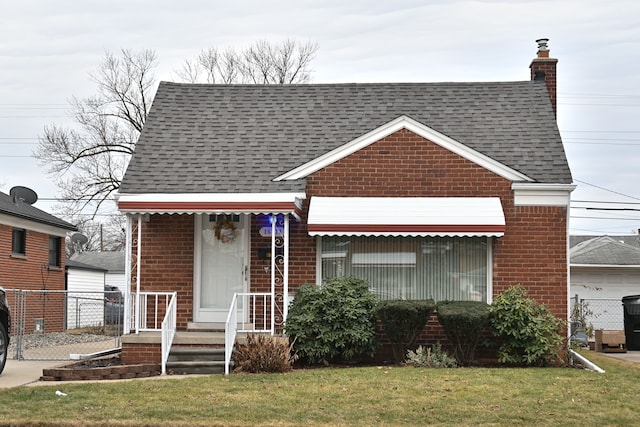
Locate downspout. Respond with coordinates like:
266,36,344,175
135,214,142,334
569,349,605,373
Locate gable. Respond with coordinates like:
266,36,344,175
275,116,532,183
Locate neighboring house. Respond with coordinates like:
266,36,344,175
570,235,640,330
116,40,574,365
65,259,108,329
0,187,76,333
70,252,126,294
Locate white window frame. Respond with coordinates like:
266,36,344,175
316,236,494,303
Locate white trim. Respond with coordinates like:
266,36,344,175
123,214,133,335
283,214,290,322
116,192,306,204
571,264,640,268
512,183,576,206
274,115,534,183
193,214,202,322
487,237,494,304
0,213,70,237
135,215,142,334
315,234,495,303
315,237,322,287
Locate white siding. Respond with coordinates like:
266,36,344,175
105,272,126,293
570,266,640,330
66,268,105,329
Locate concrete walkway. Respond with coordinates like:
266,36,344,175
0,359,65,388
596,350,640,364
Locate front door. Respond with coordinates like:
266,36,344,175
194,214,249,323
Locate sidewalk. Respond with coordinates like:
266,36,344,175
596,350,640,364
0,359,64,388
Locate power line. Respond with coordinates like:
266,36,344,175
574,179,640,201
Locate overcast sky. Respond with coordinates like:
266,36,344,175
1,0,639,236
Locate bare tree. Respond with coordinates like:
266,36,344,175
35,49,158,215
36,41,318,250
177,39,319,84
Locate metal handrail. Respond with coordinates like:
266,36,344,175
224,292,274,375
135,292,175,332
161,292,177,375
224,294,238,375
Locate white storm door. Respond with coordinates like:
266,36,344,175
194,214,249,323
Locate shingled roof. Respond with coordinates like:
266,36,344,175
571,236,640,266
0,190,76,231
119,81,572,194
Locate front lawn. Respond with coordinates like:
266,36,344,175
0,351,637,426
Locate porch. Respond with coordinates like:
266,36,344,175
121,291,275,374
117,192,305,374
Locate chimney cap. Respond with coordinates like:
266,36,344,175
536,38,550,51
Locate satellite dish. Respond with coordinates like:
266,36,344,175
71,233,89,246
9,186,38,205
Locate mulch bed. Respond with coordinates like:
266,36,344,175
41,356,161,382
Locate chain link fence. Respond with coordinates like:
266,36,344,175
571,295,624,331
6,289,123,360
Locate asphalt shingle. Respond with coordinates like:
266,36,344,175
0,190,76,231
120,81,572,194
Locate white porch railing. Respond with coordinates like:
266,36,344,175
134,292,175,331
161,293,177,375
225,292,273,375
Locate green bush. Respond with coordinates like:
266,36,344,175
489,285,564,366
232,334,297,373
406,343,458,368
376,300,436,363
437,300,490,366
285,277,378,365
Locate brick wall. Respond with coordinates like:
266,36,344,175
135,214,195,329
0,224,67,333
121,342,162,365
530,57,558,116
303,128,568,318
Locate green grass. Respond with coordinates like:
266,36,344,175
0,351,638,426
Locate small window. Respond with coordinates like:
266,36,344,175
12,228,26,255
49,236,61,267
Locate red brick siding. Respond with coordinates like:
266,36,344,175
0,224,67,333
121,342,162,365
303,128,568,318
134,214,194,329
125,128,567,365
530,58,558,116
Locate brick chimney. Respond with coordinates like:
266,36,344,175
530,38,558,117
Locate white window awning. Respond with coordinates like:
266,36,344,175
307,197,506,237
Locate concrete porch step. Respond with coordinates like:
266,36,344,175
167,346,227,375
168,346,225,361
166,360,227,375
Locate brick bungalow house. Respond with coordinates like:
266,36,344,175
116,39,574,370
0,187,76,333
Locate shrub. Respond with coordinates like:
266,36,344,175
232,334,297,373
406,343,458,368
376,300,436,363
489,285,564,366
285,277,378,365
436,301,490,366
